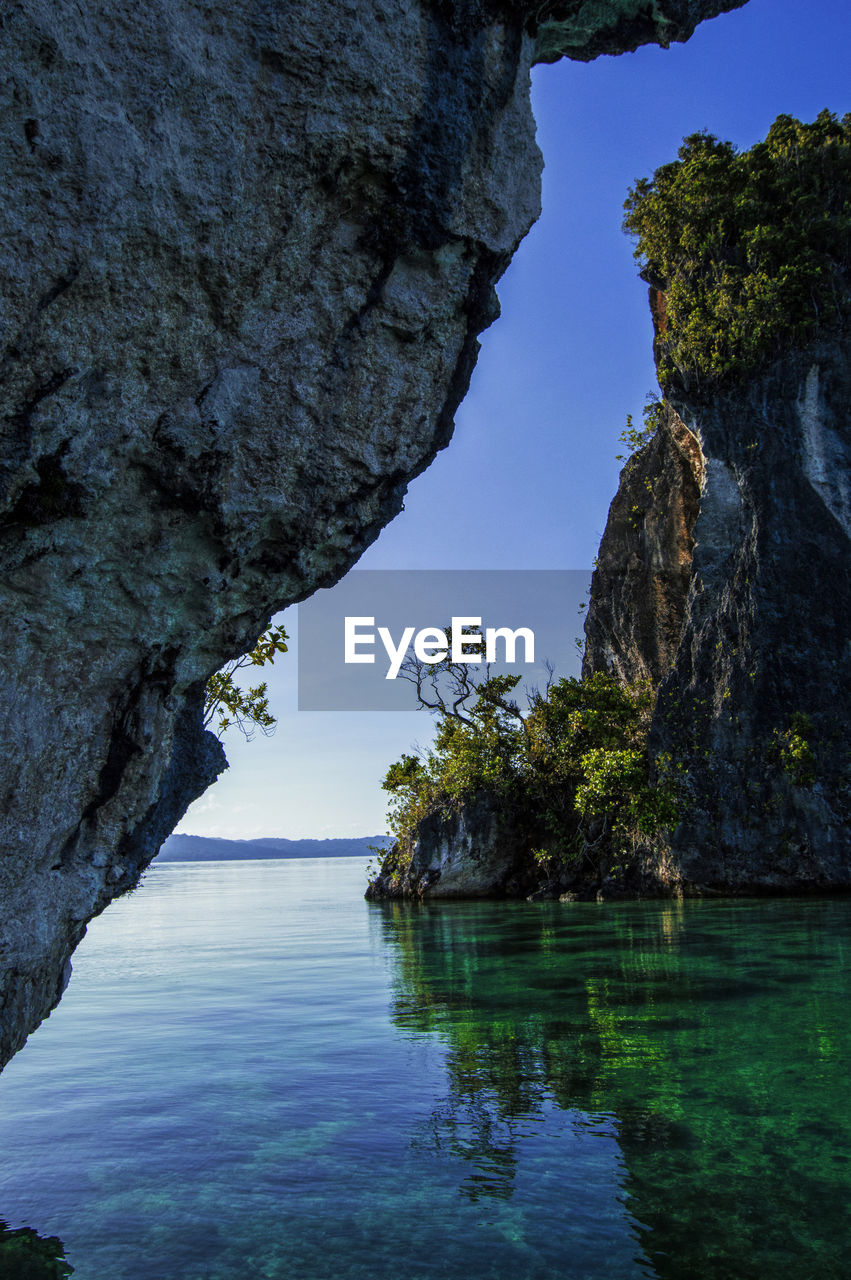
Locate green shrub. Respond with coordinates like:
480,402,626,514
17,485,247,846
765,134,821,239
774,712,817,788
378,672,682,883
623,111,851,388
616,393,664,460
381,678,526,848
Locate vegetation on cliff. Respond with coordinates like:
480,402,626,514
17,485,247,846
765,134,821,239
371,109,851,903
204,624,288,741
375,662,681,893
623,110,851,387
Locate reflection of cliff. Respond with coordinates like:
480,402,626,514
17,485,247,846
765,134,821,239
376,898,851,1278
0,1218,72,1278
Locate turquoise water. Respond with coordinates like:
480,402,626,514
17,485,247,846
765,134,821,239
0,859,849,1279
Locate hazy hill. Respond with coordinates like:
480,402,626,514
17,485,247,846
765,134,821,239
156,834,388,862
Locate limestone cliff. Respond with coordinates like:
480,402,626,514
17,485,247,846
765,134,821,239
584,345,851,892
369,110,849,907
0,1,745,1067
584,114,851,891
381,328,851,907
582,404,704,688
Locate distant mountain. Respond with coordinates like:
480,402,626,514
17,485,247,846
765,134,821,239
155,834,389,862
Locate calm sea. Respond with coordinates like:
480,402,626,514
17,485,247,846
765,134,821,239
0,858,848,1279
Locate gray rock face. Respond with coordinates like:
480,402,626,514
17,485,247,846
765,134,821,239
366,794,526,900
0,0,745,1068
657,345,851,890
583,404,704,687
585,340,851,892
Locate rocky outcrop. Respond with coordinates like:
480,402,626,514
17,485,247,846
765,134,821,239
366,794,529,900
0,0,746,1068
584,109,851,895
376,119,850,910
583,404,704,687
369,403,710,907
585,343,851,892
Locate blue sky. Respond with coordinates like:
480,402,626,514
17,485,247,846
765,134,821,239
178,0,850,840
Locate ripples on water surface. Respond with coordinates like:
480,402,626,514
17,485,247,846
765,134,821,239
0,858,848,1279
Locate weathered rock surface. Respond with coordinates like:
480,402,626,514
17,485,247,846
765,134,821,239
585,339,851,892
583,404,704,687
380,324,850,907
0,0,745,1067
366,794,528,900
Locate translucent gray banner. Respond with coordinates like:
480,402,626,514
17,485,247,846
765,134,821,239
297,570,590,711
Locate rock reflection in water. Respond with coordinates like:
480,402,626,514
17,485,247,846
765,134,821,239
376,896,851,1280
0,1218,73,1278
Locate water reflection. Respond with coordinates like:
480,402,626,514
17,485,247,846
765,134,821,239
377,897,851,1279
0,1218,73,1278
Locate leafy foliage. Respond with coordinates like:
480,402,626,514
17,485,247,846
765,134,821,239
623,110,851,387
615,392,664,460
382,672,526,847
204,624,289,741
524,674,681,863
379,669,682,885
774,712,817,788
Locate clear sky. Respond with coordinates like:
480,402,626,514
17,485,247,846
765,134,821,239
177,0,850,840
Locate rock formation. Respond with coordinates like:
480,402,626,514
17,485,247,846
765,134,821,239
584,343,851,892
582,404,704,688
366,792,537,901
584,112,851,892
369,109,849,906
0,1,746,1067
